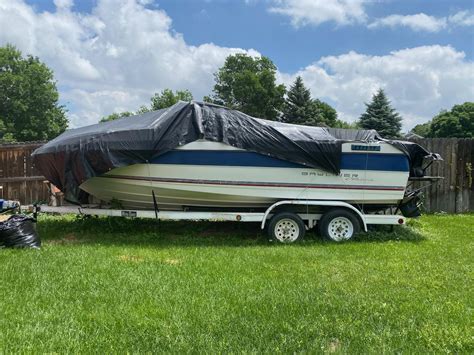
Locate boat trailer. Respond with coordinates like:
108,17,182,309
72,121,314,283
30,200,406,243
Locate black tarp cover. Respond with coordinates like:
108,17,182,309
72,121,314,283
32,101,431,203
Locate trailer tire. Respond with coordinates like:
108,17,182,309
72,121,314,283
319,209,360,242
268,212,305,243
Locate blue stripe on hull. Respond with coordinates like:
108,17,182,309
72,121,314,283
152,150,303,168
151,150,409,172
340,153,409,172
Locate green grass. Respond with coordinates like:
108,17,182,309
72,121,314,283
0,214,472,353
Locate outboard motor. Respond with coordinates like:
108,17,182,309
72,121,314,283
399,192,423,218
400,152,443,218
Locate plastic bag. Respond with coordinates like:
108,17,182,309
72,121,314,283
0,215,41,249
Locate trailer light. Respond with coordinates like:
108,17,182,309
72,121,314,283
398,218,404,224
236,215,242,221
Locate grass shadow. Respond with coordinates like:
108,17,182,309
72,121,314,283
37,215,269,248
352,224,426,243
36,214,426,248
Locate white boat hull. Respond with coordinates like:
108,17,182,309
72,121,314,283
80,141,409,210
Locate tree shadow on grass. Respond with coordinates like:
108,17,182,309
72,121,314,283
37,215,426,248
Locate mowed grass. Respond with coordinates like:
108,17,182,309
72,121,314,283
0,214,472,353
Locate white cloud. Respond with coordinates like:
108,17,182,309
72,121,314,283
268,0,368,27
368,13,447,32
53,0,73,10
449,10,474,27
369,10,474,32
0,0,258,127
262,1,472,32
283,45,474,129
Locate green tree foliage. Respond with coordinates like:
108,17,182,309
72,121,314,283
99,89,193,123
202,95,213,103
136,105,151,115
411,122,432,137
333,119,359,129
282,76,340,127
429,102,473,138
208,54,286,120
99,111,134,123
0,118,6,139
408,102,474,138
151,89,193,110
0,44,67,142
359,89,402,138
282,76,313,124
311,99,338,127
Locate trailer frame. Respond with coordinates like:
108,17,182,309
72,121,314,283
34,200,406,240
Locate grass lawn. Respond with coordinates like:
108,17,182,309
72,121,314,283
0,214,472,353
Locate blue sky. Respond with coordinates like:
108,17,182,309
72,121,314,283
159,0,474,72
27,0,474,72
4,0,474,129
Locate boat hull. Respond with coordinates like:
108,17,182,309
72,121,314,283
80,141,409,210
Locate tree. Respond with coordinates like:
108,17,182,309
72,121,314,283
333,119,359,129
99,89,193,123
282,76,313,124
0,44,67,142
0,118,14,142
411,122,432,137
100,111,133,123
359,89,402,138
208,54,286,120
151,89,193,110
282,76,340,127
429,102,473,138
136,105,151,115
0,119,5,138
311,99,338,127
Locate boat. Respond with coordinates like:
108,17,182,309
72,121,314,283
32,101,441,217
80,139,415,210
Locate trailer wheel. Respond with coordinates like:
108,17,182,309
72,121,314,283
268,212,305,243
319,209,360,242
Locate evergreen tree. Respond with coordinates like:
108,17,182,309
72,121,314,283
359,89,402,138
282,76,313,124
282,76,339,127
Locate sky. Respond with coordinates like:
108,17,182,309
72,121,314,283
0,0,473,131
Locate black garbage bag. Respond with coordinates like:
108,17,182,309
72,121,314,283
0,215,41,249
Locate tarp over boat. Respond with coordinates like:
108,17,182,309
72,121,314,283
32,101,431,203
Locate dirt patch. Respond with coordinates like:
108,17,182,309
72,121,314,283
162,258,181,265
327,338,341,353
47,234,82,245
198,222,259,237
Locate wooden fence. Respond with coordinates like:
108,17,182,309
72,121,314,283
0,142,49,205
1,139,473,212
409,138,473,213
